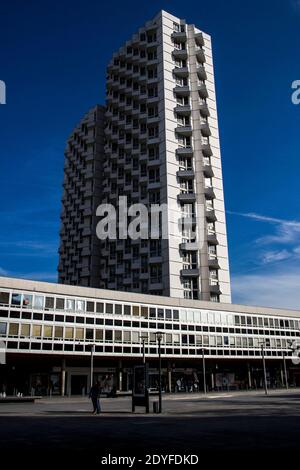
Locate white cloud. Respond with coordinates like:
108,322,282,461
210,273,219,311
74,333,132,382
228,210,300,264
232,268,300,309
261,249,292,264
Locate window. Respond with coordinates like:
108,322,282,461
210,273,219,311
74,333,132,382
75,328,84,340
141,306,148,318
76,300,85,312
105,330,113,341
45,297,54,309
18,324,29,337
87,302,95,313
66,299,75,310
11,293,22,306
96,302,104,313
86,329,94,340
115,304,122,315
23,294,33,308
124,305,131,316
43,326,52,338
115,331,122,342
96,330,103,341
54,327,63,338
31,325,41,337
132,331,139,343
34,295,44,309
106,304,113,314
65,327,74,339
0,322,7,335
0,292,9,304
56,298,65,310
133,306,140,316
124,331,131,342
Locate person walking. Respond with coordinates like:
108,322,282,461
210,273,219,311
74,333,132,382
89,381,101,415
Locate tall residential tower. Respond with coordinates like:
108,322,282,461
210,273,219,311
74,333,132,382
58,105,105,287
58,10,231,303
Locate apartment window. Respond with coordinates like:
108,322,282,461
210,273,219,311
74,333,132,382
123,331,131,343
87,302,95,313
114,330,122,342
0,322,7,335
0,292,9,304
124,305,131,316
56,298,65,310
11,293,22,306
96,330,103,341
43,326,53,338
148,126,159,139
33,295,44,309
54,326,63,338
20,324,30,336
65,327,74,339
149,168,160,183
66,299,75,310
75,328,84,340
105,330,113,342
96,302,104,313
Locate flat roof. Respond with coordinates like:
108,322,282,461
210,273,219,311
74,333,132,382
0,276,300,318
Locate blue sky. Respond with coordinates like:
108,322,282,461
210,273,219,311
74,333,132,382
0,0,300,308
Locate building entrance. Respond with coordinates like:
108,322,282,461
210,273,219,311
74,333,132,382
70,375,88,395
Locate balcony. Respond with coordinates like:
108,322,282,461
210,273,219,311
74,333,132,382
172,66,189,77
175,125,192,136
195,32,204,47
208,257,220,269
196,65,207,81
177,168,194,179
173,48,188,60
171,31,187,42
176,146,193,157
179,241,199,251
196,47,206,63
207,232,218,245
203,161,214,177
180,268,200,277
174,104,191,115
202,140,213,157
199,100,210,117
204,186,215,200
198,83,208,99
177,192,196,203
206,208,217,222
209,282,221,294
200,119,211,137
174,85,190,96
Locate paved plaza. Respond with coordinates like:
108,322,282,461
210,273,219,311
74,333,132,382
0,389,300,463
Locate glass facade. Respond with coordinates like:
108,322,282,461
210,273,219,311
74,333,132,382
0,287,299,358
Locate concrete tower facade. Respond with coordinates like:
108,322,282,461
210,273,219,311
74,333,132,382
100,10,231,302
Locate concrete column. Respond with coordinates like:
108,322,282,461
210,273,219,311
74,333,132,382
247,363,252,389
61,358,66,396
168,363,172,393
118,360,123,392
211,371,215,390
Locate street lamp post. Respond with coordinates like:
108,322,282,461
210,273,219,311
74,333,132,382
259,342,268,395
283,352,288,390
155,332,163,413
90,344,95,389
139,334,148,364
202,348,207,394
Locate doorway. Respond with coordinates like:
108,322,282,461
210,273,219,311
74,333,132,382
71,375,88,395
